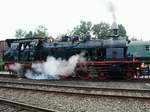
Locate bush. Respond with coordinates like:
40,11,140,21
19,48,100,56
0,65,3,71
0,57,4,71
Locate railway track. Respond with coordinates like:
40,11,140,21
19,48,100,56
0,97,58,112
0,80,150,99
0,72,17,78
1,72,150,82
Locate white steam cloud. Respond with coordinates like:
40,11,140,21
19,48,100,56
25,54,85,80
9,63,22,72
9,63,23,77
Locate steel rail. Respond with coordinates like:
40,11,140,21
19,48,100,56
0,81,149,99
0,80,149,92
1,72,150,82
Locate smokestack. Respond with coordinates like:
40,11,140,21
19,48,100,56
107,0,119,39
111,21,119,39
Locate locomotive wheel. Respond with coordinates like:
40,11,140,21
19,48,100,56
60,74,73,80
97,72,107,80
77,70,91,80
61,75,69,79
124,72,133,80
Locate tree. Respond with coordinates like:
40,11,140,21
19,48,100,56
92,22,111,39
72,21,92,40
34,25,49,38
16,25,49,39
118,24,128,40
25,31,34,38
92,23,128,40
15,29,26,39
130,37,138,41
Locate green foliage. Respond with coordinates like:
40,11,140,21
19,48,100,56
15,22,128,40
71,21,128,40
15,29,26,39
25,31,34,38
118,24,128,39
15,25,49,39
92,22,111,39
72,21,92,40
34,25,49,38
0,57,4,71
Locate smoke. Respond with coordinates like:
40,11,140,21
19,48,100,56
25,54,85,80
107,0,117,22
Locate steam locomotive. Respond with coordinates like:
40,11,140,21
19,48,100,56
3,23,142,80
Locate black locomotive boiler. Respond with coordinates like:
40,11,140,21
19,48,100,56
3,25,142,80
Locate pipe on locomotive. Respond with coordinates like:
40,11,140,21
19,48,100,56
111,22,119,39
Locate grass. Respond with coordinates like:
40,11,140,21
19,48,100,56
0,57,4,71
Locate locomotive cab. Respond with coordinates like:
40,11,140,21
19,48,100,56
3,38,40,73
102,39,129,79
4,40,37,62
103,39,127,60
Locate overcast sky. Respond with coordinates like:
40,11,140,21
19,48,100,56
0,0,150,40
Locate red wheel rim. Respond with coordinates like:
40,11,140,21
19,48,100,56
97,73,107,80
124,72,133,79
77,71,91,80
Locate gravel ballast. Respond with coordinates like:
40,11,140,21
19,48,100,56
0,88,149,112
0,103,31,112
